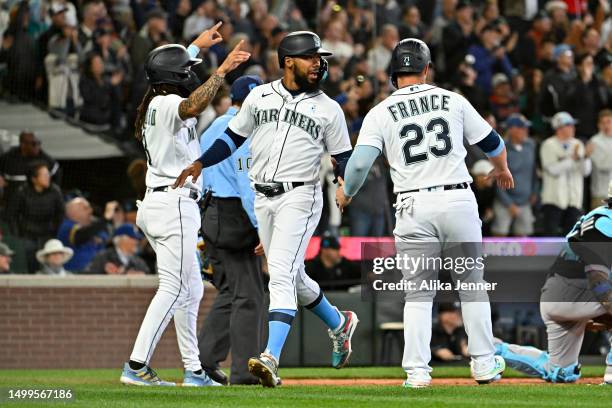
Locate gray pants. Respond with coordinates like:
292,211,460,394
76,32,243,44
198,198,266,384
540,275,607,367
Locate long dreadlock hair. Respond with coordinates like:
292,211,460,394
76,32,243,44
134,84,183,141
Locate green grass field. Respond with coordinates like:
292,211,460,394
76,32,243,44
0,367,608,408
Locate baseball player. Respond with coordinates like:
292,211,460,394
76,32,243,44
119,22,250,387
175,31,359,388
337,39,514,387
495,180,612,384
198,75,266,385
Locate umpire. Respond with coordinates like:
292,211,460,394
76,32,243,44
198,75,265,385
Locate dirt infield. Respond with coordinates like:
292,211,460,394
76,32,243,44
282,378,604,386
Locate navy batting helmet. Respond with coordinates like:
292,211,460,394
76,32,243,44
145,44,202,96
277,31,332,68
389,38,431,88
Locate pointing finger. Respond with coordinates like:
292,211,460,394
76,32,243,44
232,40,244,53
211,21,223,31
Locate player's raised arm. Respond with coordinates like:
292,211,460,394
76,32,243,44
178,35,251,120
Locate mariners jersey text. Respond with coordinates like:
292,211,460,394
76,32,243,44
254,108,322,139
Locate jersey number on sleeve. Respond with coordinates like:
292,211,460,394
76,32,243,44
400,117,451,165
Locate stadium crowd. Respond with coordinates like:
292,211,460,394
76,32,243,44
0,0,611,275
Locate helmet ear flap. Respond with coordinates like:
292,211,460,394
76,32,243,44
318,57,328,82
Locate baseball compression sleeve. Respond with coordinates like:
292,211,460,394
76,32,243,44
196,127,245,167
331,150,352,180
343,145,381,197
477,129,505,157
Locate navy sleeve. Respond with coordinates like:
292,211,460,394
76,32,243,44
331,150,352,179
196,127,246,168
476,129,504,157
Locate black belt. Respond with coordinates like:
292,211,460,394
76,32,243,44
254,182,305,197
151,186,200,201
400,182,469,194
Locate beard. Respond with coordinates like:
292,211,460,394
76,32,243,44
293,65,320,93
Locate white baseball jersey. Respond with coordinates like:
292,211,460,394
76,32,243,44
142,94,202,192
357,83,491,192
228,79,352,183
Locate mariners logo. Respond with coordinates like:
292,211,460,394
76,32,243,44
314,36,321,48
403,56,411,66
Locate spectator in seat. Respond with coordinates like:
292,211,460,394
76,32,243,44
470,160,496,236
587,109,612,209
183,0,215,42
35,3,68,101
515,11,552,71
0,1,36,101
321,19,353,65
492,114,538,237
467,22,514,96
564,53,607,140
58,198,116,272
489,73,519,122
87,224,149,275
429,0,457,77
0,131,60,209
6,163,65,273
442,0,477,82
35,239,73,276
130,8,170,73
540,112,592,236
398,5,428,42
92,28,129,81
79,52,123,130
546,0,570,43
367,24,398,84
0,242,14,274
77,0,105,54
46,22,82,113
305,233,360,291
539,44,576,120
431,302,469,362
453,54,488,113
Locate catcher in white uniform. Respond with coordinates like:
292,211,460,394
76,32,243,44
338,39,514,387
120,23,250,387
175,31,359,388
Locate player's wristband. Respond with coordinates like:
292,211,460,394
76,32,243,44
187,44,200,59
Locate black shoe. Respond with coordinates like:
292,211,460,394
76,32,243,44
203,368,228,385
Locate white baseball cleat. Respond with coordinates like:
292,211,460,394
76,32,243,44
120,363,176,386
471,355,505,384
403,370,432,388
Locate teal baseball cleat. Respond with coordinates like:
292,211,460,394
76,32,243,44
182,370,222,387
120,363,176,386
328,310,359,369
471,355,505,384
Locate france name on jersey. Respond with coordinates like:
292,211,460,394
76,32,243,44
142,94,202,192
227,79,352,183
356,84,492,192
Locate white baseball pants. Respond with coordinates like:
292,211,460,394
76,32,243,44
255,184,323,311
394,188,496,376
131,189,204,371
